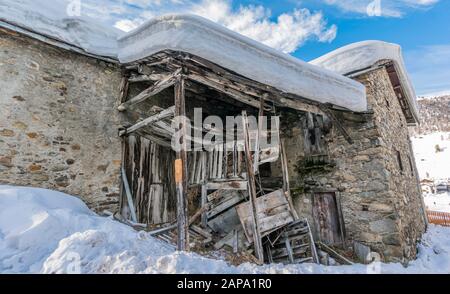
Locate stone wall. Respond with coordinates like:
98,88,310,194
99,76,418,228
0,28,123,212
287,67,426,262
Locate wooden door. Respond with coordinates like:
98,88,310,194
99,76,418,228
312,192,342,246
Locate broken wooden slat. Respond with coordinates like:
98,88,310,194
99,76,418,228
120,106,175,136
242,111,264,263
118,68,181,111
121,166,137,223
236,189,294,242
207,191,246,219
205,180,248,191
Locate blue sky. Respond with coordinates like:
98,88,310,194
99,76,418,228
76,0,450,96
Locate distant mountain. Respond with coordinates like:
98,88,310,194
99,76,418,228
411,95,450,136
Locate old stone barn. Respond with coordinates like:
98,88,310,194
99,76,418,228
0,14,427,264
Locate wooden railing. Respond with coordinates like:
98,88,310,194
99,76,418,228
427,210,450,227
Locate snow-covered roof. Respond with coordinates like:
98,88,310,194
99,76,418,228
0,0,120,58
310,41,419,123
0,2,367,112
118,15,367,112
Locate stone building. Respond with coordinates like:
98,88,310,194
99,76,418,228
0,14,426,263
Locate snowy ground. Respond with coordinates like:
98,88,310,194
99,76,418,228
412,132,450,180
424,193,450,213
1,185,450,274
411,132,450,213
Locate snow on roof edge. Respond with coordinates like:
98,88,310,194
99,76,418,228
0,3,367,112
118,14,367,112
310,40,419,123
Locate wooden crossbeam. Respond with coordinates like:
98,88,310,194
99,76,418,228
319,104,354,144
118,68,181,111
182,54,324,114
128,73,168,83
187,72,262,109
119,106,175,136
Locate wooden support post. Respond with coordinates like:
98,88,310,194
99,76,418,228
174,76,190,251
201,184,208,228
280,139,299,220
242,111,264,263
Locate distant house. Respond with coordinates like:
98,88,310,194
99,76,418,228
0,13,427,263
421,179,435,194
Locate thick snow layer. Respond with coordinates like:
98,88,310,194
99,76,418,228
118,14,367,112
0,3,367,112
0,0,120,58
310,41,419,122
1,185,450,274
412,132,450,180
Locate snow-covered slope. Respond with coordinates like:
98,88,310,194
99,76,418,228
1,185,450,274
310,41,419,122
0,0,121,58
412,132,450,180
118,14,367,112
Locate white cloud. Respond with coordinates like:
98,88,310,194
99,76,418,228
321,0,439,17
110,0,337,53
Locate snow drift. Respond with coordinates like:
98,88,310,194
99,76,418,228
1,185,450,274
0,0,121,58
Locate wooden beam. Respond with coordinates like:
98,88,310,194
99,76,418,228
187,72,262,109
119,106,175,136
182,54,325,114
118,68,181,111
128,73,169,83
242,111,264,263
319,104,354,144
135,130,172,148
280,139,299,220
174,77,190,251
121,166,137,223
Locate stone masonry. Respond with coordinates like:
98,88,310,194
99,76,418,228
287,67,426,262
0,28,123,212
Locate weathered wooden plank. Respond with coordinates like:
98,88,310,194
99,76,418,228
121,166,138,223
118,68,181,111
188,73,262,109
280,139,299,220
242,111,264,263
205,180,248,191
120,106,175,136
236,189,294,242
174,77,189,251
207,191,246,219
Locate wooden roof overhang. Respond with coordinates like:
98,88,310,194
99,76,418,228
347,60,417,125
118,49,332,115
117,50,358,145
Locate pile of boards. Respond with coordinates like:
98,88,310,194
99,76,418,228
146,185,320,265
